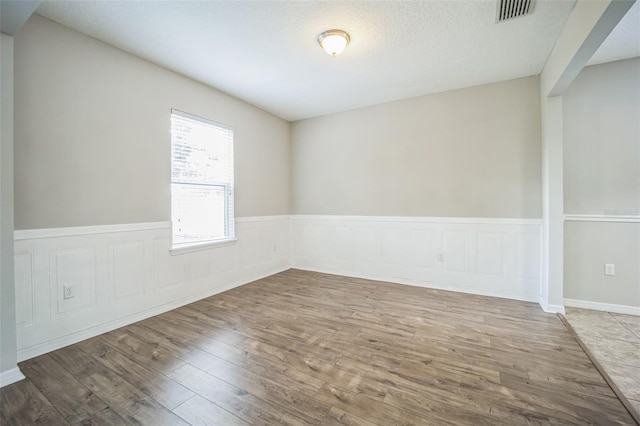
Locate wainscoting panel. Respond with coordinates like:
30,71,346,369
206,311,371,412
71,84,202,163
14,215,542,361
154,237,183,290
49,247,97,320
109,242,146,301
14,217,290,361
442,229,468,274
476,232,504,277
14,252,34,330
291,216,542,302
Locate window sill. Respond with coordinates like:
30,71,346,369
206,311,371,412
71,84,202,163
170,238,237,255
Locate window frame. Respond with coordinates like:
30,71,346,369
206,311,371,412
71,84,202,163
169,109,236,254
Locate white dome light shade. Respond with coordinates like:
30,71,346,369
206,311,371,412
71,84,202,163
318,30,350,57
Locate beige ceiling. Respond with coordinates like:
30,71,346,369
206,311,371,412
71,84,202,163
34,1,584,121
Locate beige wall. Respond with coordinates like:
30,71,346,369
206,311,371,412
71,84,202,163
14,15,290,230
564,222,639,307
291,76,542,218
563,58,640,215
563,58,640,308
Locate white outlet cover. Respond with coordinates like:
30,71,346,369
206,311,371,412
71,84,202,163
604,264,615,276
63,284,75,299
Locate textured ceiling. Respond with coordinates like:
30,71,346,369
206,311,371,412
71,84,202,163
587,0,640,66
35,0,581,121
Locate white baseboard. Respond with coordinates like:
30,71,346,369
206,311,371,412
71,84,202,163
564,298,640,316
11,214,546,365
14,216,291,362
17,266,289,361
538,298,566,314
295,266,539,303
0,367,25,388
291,215,542,307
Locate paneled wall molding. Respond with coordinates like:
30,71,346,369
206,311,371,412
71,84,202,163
564,214,640,223
292,215,542,225
14,214,547,362
564,299,640,316
16,270,284,362
14,216,290,361
290,215,543,304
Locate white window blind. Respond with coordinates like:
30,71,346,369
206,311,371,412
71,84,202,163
171,109,234,248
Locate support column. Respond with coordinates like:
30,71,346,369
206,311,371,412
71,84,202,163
537,0,634,313
1,0,41,387
0,32,24,387
540,95,564,312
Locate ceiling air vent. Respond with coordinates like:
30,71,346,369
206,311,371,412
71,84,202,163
496,0,535,22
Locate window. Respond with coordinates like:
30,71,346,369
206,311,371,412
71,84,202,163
171,109,234,250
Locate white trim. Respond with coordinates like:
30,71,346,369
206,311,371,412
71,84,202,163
564,298,640,316
292,215,543,310
539,297,566,314
170,238,238,255
549,305,566,314
294,266,540,304
14,222,171,240
539,297,549,313
236,215,290,223
564,214,640,223
0,367,25,388
14,217,292,241
12,214,547,362
291,215,542,225
539,295,566,314
17,266,290,362
12,215,540,242
172,108,234,132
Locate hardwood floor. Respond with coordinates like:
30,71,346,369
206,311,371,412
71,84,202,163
1,269,636,425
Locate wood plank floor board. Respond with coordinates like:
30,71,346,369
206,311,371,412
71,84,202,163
8,269,637,425
122,323,196,358
497,371,634,425
182,341,327,394
68,407,129,426
180,349,331,425
140,315,237,348
0,380,70,425
166,306,266,340
49,345,189,425
98,329,187,375
150,306,341,369
382,384,511,426
77,336,195,410
319,407,378,426
19,354,108,423
157,309,259,349
168,363,290,425
314,383,436,426
172,395,250,426
414,333,594,376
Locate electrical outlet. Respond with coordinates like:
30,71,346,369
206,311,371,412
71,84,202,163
604,264,615,276
63,284,75,299
273,244,277,252
438,253,445,262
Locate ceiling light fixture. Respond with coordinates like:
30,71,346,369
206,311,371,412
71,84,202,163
318,29,350,57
